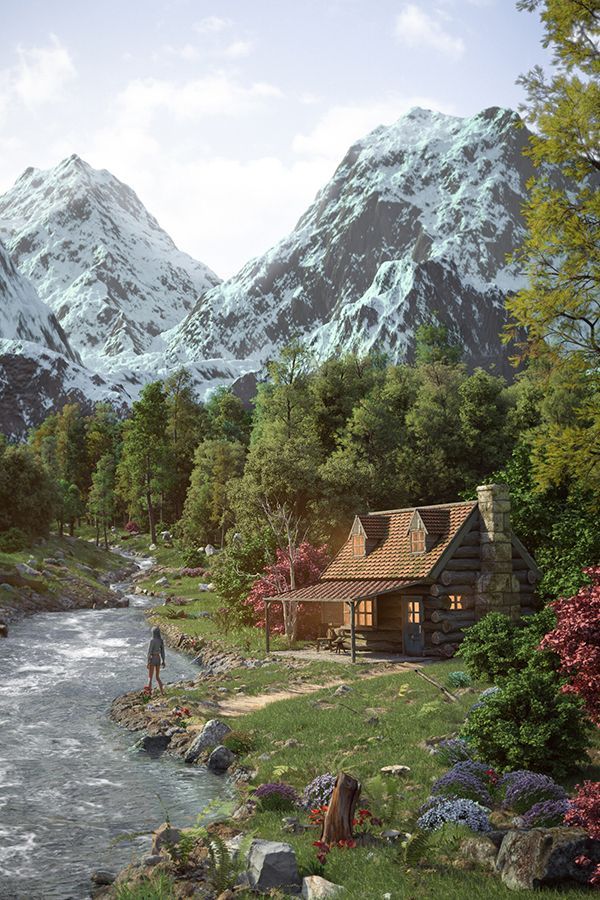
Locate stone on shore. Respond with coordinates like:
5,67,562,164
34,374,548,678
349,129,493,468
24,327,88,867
207,745,235,774
90,869,116,885
16,563,42,578
184,719,232,763
0,622,8,638
246,839,301,893
302,875,345,898
133,734,171,755
496,827,600,890
151,822,183,856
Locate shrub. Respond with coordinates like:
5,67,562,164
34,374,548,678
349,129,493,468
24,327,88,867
179,546,208,569
435,738,474,766
303,774,338,810
458,610,556,682
417,798,491,833
565,781,600,840
516,799,570,828
430,761,494,806
124,520,141,534
181,566,207,578
468,686,501,715
540,567,600,725
461,665,592,778
446,671,472,689
253,782,300,812
0,527,29,553
222,731,256,754
499,770,567,814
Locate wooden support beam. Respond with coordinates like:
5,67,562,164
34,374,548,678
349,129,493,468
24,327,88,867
345,601,357,663
265,601,271,654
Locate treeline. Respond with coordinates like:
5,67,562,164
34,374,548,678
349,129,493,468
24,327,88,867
1,321,598,604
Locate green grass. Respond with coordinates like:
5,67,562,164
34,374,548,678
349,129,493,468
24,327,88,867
115,872,175,899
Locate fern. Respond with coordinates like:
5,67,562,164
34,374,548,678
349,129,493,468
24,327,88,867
402,828,432,867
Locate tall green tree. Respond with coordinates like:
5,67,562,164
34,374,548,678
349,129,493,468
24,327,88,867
164,369,207,520
0,444,56,539
118,382,169,543
88,453,117,548
178,439,246,548
205,386,251,445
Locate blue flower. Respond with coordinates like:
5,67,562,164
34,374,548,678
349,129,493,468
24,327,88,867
417,798,491,832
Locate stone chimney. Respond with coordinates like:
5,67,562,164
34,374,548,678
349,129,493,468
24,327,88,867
476,484,520,620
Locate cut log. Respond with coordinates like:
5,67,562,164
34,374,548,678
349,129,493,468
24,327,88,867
440,570,477,586
428,590,475,608
431,630,465,645
439,643,457,657
443,559,482,571
320,773,361,844
453,545,482,559
429,608,475,623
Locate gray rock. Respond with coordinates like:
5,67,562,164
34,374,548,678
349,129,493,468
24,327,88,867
26,557,37,568
90,870,116,885
155,576,169,586
151,822,183,856
143,855,164,867
149,543,157,551
0,583,17,595
302,875,345,898
43,557,66,567
496,827,600,890
115,596,130,608
333,684,351,696
133,734,171,755
0,622,8,638
459,835,499,871
282,817,309,835
381,829,408,843
184,719,232,763
54,550,65,559
247,839,301,893
380,765,411,777
207,745,236,774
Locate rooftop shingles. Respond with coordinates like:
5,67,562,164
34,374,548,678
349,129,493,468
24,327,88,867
277,578,413,603
323,502,477,582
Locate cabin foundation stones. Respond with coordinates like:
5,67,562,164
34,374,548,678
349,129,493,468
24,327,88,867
476,483,521,621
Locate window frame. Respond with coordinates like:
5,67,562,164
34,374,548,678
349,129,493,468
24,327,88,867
410,529,426,554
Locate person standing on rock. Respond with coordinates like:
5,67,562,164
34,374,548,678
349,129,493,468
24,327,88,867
146,625,166,695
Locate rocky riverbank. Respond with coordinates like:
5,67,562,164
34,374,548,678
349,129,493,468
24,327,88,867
0,536,138,629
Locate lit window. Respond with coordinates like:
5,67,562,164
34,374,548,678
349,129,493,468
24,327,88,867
344,599,374,627
449,594,463,610
352,535,365,557
408,600,422,624
410,529,425,553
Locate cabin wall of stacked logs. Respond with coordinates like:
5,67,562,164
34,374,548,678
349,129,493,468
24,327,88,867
422,522,539,658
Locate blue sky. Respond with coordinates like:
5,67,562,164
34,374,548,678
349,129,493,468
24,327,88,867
0,1,549,276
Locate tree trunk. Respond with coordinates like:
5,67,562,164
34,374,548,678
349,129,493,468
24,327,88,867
95,518,100,547
320,774,361,845
69,519,75,537
103,520,108,550
146,466,157,544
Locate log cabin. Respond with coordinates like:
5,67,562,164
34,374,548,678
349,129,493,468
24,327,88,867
273,484,540,661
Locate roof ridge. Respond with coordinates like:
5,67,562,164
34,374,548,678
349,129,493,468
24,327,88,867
368,500,477,516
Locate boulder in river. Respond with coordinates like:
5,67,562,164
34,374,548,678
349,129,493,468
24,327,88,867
151,822,183,856
206,745,235,774
184,719,232,763
133,734,171,756
0,622,8,638
90,869,116,885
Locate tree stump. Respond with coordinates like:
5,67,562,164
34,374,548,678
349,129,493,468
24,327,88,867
320,773,361,844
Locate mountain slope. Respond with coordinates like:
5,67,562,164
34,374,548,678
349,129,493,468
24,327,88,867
0,156,220,371
170,106,534,375
0,238,78,362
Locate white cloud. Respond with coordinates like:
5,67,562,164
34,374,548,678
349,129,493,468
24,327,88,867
115,74,283,127
222,40,254,59
293,95,455,160
194,16,232,35
13,34,76,106
395,4,465,59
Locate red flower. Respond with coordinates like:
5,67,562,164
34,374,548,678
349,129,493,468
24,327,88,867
575,855,592,867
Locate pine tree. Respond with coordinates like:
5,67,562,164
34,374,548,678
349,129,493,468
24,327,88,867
88,453,116,548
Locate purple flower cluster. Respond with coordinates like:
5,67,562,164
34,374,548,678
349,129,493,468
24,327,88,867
302,773,337,810
499,770,568,815
436,738,474,766
181,567,206,577
514,798,570,829
253,782,300,811
417,798,492,833
431,761,493,806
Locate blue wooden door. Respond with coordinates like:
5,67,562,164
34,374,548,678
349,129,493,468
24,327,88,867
404,598,425,655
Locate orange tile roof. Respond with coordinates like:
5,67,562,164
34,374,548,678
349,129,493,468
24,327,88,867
323,501,477,582
277,579,414,603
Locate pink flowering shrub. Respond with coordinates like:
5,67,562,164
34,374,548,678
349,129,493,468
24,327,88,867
540,566,600,724
565,781,600,840
125,520,141,535
244,542,329,633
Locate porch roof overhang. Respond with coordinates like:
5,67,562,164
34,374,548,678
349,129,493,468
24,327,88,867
267,578,421,604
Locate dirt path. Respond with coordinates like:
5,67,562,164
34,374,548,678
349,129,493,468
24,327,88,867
214,662,422,716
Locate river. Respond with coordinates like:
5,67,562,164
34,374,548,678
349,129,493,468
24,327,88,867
0,557,228,900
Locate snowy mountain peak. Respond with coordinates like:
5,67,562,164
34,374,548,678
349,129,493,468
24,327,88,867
0,156,220,372
168,105,534,376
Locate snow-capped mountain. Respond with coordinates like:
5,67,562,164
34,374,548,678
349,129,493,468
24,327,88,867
0,238,77,361
0,155,220,371
170,106,534,376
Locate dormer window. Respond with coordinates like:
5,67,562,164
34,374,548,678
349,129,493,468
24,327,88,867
410,529,426,553
352,534,365,557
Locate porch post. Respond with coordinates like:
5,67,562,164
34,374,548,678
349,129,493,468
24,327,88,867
350,600,356,664
265,601,271,654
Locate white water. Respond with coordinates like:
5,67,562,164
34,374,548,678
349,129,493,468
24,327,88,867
0,559,227,899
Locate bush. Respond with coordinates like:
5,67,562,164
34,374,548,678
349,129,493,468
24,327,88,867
516,799,570,828
179,546,208,569
0,527,29,553
565,781,600,840
417,798,491,833
124,520,141,534
446,671,472,689
253,782,300,812
302,773,338,810
458,610,556,682
498,770,567,814
222,731,256,754
430,761,494,806
461,665,592,778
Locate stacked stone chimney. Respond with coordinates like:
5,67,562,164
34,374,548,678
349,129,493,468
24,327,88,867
476,484,521,620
